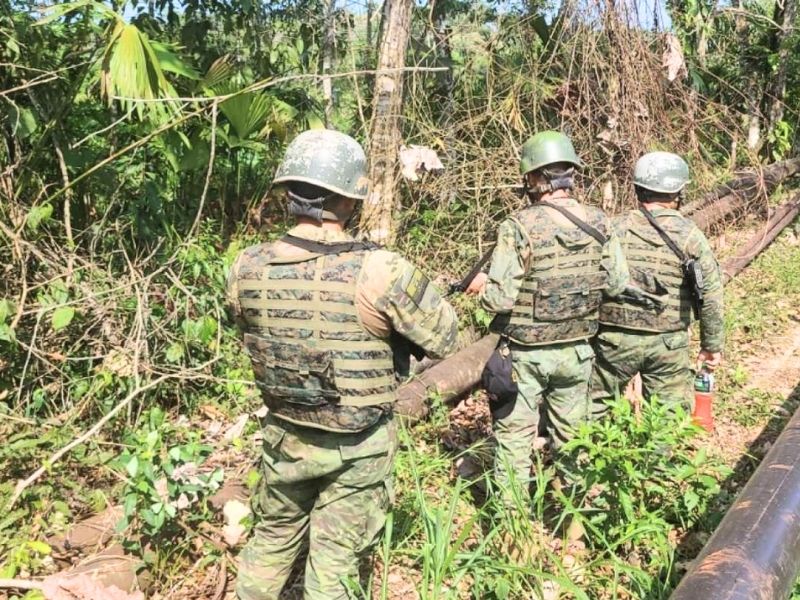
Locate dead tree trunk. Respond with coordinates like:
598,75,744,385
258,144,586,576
321,0,337,127
765,0,797,146
735,0,763,152
721,195,800,283
360,0,414,244
682,157,800,229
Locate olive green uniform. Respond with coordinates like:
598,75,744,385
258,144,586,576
591,208,724,413
481,198,630,498
228,225,458,600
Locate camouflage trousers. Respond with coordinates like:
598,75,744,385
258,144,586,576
590,327,693,418
236,414,397,600
492,340,594,502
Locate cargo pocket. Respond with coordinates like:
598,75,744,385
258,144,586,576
596,330,622,348
662,331,689,350
338,422,394,488
244,333,339,405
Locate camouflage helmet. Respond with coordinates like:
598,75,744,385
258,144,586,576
273,129,369,200
633,151,689,194
520,131,582,175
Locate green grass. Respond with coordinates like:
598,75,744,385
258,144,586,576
723,231,800,345
346,395,728,599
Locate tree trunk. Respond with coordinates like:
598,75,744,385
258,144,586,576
765,0,797,144
735,0,762,152
321,0,337,127
366,0,375,48
360,0,414,244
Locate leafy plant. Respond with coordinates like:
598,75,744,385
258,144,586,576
556,397,728,592
0,540,52,579
114,407,223,557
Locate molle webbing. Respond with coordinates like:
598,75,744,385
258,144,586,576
504,204,608,346
236,241,396,431
600,220,692,332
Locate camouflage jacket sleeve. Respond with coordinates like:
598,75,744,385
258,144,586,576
481,218,529,313
686,227,725,352
365,251,460,359
602,228,631,297
224,253,247,331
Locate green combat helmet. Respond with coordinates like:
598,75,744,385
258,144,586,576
633,151,689,194
273,129,369,200
519,130,582,175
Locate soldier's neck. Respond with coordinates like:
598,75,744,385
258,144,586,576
539,189,571,202
296,217,346,232
641,201,678,211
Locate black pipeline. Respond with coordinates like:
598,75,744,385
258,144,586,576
670,403,800,600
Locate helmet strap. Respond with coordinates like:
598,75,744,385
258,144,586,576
524,168,574,201
542,167,574,193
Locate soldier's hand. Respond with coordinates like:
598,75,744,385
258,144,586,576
696,349,722,372
465,272,488,295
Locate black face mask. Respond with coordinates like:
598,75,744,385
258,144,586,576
287,190,339,223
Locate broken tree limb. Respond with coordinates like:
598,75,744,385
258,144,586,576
6,374,173,510
0,579,43,591
686,158,800,232
395,333,498,420
721,194,800,283
683,158,800,217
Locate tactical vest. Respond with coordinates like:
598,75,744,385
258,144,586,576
235,240,396,433
503,203,609,346
599,211,693,332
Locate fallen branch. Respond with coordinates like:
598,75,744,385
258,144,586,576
687,158,800,232
395,334,498,420
683,158,800,216
0,578,43,590
721,193,800,283
7,374,171,509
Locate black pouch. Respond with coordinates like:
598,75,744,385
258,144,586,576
481,337,518,403
682,259,705,319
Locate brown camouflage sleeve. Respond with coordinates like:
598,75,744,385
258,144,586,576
481,218,529,313
225,253,247,331
361,251,459,359
686,227,725,352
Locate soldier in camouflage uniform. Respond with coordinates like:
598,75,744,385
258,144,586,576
227,129,459,600
591,151,724,414
466,131,636,503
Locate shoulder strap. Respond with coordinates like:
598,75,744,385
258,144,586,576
539,202,607,245
282,234,380,255
638,207,687,262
